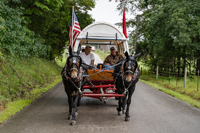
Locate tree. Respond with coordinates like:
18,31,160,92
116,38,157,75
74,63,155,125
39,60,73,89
0,0,95,59
0,0,49,58
118,0,200,74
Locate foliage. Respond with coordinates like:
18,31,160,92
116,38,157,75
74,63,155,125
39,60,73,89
93,49,110,61
140,77,200,109
55,50,68,67
0,56,62,108
11,0,95,60
0,0,95,59
0,77,61,124
118,0,200,73
0,0,50,58
140,69,200,109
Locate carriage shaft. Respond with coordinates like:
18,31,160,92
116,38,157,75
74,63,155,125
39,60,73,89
83,85,115,89
82,92,124,97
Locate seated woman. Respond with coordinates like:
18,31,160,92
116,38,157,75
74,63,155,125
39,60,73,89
103,47,123,66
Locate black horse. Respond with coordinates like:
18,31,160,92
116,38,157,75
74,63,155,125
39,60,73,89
61,47,87,125
114,51,140,121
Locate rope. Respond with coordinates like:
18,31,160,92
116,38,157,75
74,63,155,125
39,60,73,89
79,59,125,79
96,73,113,80
89,69,104,77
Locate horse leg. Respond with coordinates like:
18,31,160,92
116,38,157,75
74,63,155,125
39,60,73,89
67,93,73,120
122,93,127,114
117,86,124,115
77,96,81,107
70,93,79,125
125,85,135,121
117,96,123,115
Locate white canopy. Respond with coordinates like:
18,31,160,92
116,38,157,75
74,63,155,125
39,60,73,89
73,22,129,54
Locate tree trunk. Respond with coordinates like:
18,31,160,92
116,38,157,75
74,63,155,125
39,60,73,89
177,47,181,77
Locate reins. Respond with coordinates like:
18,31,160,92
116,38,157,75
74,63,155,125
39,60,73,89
63,56,136,96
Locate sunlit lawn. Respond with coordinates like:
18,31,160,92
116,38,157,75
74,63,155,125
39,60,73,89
55,53,68,67
93,49,110,61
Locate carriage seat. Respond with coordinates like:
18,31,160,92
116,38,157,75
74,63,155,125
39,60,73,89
97,63,104,69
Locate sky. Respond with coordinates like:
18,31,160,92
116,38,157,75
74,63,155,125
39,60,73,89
88,0,133,31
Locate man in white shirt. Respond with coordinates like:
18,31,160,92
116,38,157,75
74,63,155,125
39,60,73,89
80,45,95,66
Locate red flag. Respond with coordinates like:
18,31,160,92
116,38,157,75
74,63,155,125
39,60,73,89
69,11,81,48
123,8,127,38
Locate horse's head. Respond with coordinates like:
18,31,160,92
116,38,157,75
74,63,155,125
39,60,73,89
123,51,141,82
66,52,82,80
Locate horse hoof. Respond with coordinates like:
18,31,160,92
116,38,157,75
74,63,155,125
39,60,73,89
125,116,130,121
75,112,78,117
122,110,126,114
118,111,122,116
68,115,72,120
70,120,76,125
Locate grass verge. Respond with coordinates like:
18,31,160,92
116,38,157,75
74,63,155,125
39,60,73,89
140,75,200,109
0,77,61,124
55,52,68,67
0,56,62,124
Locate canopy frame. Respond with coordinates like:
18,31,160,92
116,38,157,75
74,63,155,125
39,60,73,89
73,22,129,55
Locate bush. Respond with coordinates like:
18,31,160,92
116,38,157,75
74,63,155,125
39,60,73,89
0,0,50,58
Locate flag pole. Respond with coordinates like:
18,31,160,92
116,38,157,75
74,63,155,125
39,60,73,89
72,6,74,51
134,15,140,55
122,7,127,38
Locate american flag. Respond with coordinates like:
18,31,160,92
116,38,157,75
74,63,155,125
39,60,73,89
69,11,81,48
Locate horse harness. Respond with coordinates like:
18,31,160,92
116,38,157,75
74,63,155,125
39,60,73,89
63,65,83,82
114,60,139,95
62,55,85,96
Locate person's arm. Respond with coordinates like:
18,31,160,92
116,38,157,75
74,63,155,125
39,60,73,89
90,53,95,66
103,55,110,65
91,60,94,66
119,54,123,59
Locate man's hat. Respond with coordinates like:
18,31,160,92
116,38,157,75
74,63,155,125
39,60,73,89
85,45,92,49
110,47,115,51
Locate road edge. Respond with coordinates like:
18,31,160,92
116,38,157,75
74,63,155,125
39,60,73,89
140,79,200,110
0,77,62,125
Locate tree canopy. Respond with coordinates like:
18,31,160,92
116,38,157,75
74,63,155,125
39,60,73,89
0,0,95,59
118,0,200,74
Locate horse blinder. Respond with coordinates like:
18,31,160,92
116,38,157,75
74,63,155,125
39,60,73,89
66,56,82,80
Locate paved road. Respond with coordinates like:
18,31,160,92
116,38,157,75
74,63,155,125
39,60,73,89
1,81,200,133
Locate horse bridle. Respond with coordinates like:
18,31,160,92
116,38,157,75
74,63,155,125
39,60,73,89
66,55,82,77
119,59,138,94
122,59,137,76
63,55,84,95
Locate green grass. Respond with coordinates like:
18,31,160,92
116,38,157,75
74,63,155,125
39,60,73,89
0,56,62,123
140,72,200,109
140,79,200,108
55,52,68,67
0,77,61,124
93,49,109,61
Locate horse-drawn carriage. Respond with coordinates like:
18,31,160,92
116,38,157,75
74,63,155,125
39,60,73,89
62,22,140,125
